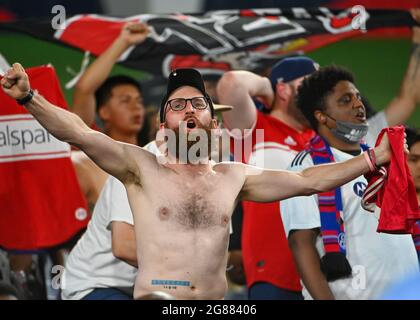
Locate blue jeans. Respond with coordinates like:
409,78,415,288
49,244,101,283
248,282,303,300
82,288,132,300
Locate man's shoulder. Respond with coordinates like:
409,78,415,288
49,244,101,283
213,161,257,178
213,161,243,172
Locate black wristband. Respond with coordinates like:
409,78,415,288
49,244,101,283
16,89,34,105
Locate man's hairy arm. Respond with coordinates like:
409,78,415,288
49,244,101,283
27,93,137,182
217,71,273,131
240,140,390,202
1,63,140,183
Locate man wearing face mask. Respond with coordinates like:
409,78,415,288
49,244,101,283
217,30,420,298
322,110,369,145
280,65,419,300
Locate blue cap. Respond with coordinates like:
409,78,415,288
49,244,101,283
269,56,319,89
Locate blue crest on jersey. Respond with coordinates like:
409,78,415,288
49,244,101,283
353,181,367,197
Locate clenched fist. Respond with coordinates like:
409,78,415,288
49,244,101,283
1,63,31,100
374,131,410,168
118,21,150,46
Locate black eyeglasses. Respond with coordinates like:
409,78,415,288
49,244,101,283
165,96,209,112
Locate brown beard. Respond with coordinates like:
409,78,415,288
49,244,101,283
165,119,216,163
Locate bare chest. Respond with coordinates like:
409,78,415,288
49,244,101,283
150,173,237,230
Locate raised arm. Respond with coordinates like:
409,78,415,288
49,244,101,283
217,70,273,131
1,63,139,183
240,139,392,202
383,9,420,126
71,22,149,126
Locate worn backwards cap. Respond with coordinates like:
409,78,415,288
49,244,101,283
160,68,214,123
269,56,319,89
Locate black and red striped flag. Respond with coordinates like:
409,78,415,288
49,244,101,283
0,7,416,76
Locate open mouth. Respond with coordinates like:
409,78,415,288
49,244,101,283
355,111,366,121
186,119,197,129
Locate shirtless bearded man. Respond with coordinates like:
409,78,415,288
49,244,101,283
1,64,396,299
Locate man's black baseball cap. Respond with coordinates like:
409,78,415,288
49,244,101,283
160,68,214,123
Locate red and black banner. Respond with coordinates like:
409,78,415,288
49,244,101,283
0,8,416,76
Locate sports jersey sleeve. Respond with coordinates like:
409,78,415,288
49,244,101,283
280,151,321,238
365,111,388,147
104,141,159,229
105,176,134,229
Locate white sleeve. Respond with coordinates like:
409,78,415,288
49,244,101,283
280,152,321,238
365,111,388,147
143,140,161,155
105,176,134,229
103,140,157,229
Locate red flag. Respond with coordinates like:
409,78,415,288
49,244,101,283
0,66,89,250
